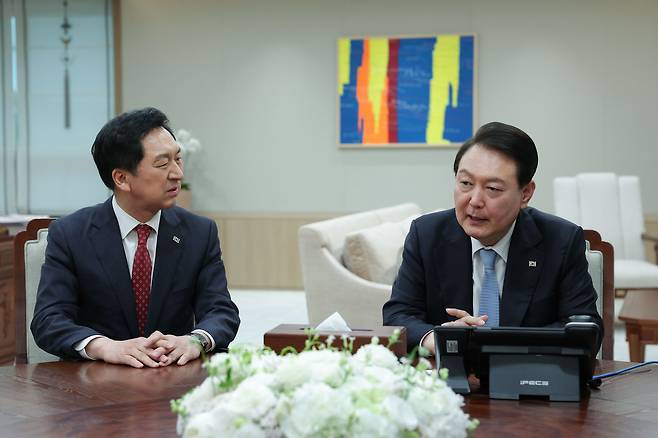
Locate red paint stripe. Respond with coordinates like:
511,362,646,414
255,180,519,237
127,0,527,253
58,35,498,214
387,39,399,143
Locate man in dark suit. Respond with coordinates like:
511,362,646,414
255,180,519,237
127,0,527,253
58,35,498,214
383,122,601,353
31,108,240,368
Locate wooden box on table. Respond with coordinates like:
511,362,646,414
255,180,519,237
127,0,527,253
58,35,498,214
264,324,407,357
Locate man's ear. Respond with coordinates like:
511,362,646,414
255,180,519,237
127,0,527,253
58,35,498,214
520,180,536,207
112,169,130,193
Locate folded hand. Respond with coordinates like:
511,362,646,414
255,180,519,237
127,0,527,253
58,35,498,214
86,331,169,368
154,334,202,367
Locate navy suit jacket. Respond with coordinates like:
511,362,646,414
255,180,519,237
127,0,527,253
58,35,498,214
31,198,240,359
383,207,602,350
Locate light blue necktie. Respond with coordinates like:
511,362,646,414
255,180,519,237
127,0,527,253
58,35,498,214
479,248,500,327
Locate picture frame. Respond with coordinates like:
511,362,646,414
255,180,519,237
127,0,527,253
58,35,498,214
338,34,477,148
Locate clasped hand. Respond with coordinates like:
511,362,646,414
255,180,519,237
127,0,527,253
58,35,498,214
86,331,202,368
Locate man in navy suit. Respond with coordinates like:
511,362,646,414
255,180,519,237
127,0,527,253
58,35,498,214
31,108,240,368
383,122,601,353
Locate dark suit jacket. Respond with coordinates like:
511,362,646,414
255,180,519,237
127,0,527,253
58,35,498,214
383,207,602,350
31,198,240,359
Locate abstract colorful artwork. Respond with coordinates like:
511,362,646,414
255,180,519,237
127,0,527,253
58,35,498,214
338,34,476,147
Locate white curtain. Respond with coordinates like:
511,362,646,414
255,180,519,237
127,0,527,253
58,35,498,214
1,0,114,216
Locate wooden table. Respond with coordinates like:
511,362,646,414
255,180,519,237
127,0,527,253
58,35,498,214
619,289,658,362
0,359,657,436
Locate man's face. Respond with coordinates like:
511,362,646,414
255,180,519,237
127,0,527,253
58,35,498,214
453,144,535,246
121,127,183,216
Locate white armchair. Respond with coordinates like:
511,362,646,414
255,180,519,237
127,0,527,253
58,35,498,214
14,218,59,364
554,173,658,293
583,229,614,360
298,204,421,328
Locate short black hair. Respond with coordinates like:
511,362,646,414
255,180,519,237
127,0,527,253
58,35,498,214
91,107,175,189
453,122,538,187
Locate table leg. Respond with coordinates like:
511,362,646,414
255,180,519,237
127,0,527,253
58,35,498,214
626,325,643,362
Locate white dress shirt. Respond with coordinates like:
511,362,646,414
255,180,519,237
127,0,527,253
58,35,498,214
470,220,516,317
75,197,214,359
420,220,517,352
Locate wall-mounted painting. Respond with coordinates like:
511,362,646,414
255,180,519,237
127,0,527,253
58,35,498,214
338,34,477,148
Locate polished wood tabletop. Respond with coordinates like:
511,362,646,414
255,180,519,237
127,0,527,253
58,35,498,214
0,359,656,436
0,360,206,436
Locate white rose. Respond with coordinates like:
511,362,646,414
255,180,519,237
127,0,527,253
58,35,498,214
274,350,346,390
272,357,313,391
180,377,217,416
407,386,470,438
190,402,270,438
350,408,399,437
382,395,418,431
351,344,399,370
227,374,277,419
345,379,388,414
280,382,352,437
251,350,281,374
360,365,404,391
176,129,191,144
205,351,256,390
187,138,201,153
183,410,227,438
227,422,267,438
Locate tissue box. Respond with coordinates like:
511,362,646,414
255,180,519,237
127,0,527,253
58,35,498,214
263,324,407,357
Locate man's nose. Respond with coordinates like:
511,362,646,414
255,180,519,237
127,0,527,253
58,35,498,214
170,161,184,180
469,187,484,207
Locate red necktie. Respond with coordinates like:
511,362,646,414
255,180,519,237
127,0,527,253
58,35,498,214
132,224,152,335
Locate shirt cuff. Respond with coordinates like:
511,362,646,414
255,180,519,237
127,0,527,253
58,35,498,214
192,329,215,352
419,329,435,356
74,335,106,360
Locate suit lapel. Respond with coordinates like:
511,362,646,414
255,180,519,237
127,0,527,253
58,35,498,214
146,208,184,334
501,209,544,326
435,215,473,315
89,199,139,337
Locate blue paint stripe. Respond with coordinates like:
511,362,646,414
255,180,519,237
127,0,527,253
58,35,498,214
339,39,363,144
444,35,474,142
396,37,435,143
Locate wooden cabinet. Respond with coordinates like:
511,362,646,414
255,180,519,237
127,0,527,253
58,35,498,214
0,234,14,364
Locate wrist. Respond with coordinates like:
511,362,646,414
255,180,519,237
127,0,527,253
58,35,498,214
86,337,111,360
421,333,436,356
188,333,210,353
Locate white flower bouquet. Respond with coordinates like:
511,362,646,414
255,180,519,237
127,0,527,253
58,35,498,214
172,333,478,437
174,129,202,190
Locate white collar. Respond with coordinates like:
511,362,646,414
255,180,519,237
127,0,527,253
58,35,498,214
112,196,161,240
470,219,517,263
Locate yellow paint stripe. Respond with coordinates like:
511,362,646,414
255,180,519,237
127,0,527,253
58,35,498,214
367,38,389,134
426,35,460,143
338,38,351,96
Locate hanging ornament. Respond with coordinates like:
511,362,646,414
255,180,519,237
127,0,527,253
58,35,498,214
60,0,72,128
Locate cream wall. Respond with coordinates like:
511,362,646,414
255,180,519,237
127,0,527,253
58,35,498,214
120,0,658,214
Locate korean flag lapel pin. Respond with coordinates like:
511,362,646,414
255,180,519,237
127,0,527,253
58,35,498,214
173,235,181,244
528,260,537,267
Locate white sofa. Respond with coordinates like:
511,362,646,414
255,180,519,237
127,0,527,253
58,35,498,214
298,203,422,328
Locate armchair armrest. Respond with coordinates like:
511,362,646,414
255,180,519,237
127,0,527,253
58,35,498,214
641,233,658,243
641,233,658,264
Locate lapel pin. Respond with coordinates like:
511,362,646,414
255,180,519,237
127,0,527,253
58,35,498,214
528,260,537,267
173,236,181,244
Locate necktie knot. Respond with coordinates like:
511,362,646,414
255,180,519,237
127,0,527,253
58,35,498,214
135,224,151,245
480,248,497,270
